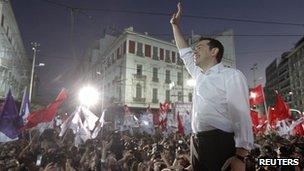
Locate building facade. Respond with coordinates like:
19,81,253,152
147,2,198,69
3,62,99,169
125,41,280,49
265,37,304,111
265,58,278,106
288,38,304,111
87,27,236,110
0,1,30,99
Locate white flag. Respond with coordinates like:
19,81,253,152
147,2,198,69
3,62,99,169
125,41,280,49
91,109,106,139
80,106,99,131
139,112,155,135
59,106,80,137
0,132,18,142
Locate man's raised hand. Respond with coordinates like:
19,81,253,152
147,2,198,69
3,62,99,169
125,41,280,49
170,2,182,25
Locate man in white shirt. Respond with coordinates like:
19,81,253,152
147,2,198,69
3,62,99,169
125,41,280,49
170,3,254,171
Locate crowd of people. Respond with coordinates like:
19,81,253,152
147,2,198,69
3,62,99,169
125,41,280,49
0,122,303,171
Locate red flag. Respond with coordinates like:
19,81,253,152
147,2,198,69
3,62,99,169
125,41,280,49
249,85,264,105
177,112,184,135
153,112,160,125
159,102,170,113
293,123,304,136
255,115,267,134
268,107,277,127
159,116,167,131
22,89,67,129
268,93,291,126
275,93,290,120
250,110,259,127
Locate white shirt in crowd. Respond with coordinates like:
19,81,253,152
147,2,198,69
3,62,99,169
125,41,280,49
179,47,254,150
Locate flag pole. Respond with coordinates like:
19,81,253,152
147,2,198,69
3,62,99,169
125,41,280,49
261,86,269,121
261,86,272,133
19,87,27,139
19,87,27,116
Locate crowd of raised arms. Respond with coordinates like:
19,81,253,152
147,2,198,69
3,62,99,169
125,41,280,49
0,124,303,171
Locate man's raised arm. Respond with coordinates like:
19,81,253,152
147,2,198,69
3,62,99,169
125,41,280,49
170,3,189,49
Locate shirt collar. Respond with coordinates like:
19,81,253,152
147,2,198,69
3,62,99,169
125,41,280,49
201,63,224,75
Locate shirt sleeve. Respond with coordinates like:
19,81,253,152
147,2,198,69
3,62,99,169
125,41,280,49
178,47,200,78
226,70,254,150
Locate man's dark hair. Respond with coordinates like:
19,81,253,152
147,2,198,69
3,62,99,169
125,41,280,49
198,37,224,63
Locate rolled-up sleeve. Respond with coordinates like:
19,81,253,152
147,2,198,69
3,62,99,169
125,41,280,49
179,47,200,78
226,71,254,150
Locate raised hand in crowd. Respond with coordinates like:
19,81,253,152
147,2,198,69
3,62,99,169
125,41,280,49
65,159,76,171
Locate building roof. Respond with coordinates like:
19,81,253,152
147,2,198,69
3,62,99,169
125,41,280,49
295,36,304,48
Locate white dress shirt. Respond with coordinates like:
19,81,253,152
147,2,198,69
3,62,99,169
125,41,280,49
179,47,254,150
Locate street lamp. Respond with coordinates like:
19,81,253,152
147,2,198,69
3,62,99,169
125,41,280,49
79,86,99,107
29,42,40,102
37,63,45,67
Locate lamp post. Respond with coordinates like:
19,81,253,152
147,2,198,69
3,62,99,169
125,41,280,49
29,42,40,102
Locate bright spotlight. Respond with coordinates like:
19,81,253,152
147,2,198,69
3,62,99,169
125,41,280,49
79,86,99,107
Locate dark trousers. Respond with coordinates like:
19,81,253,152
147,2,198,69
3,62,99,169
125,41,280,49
190,129,235,171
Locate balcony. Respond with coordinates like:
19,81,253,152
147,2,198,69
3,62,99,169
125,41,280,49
133,74,147,81
133,97,146,103
152,77,159,82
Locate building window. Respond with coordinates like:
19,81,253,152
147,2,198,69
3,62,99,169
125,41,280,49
177,72,183,85
166,90,170,102
152,88,158,103
111,53,115,64
153,46,158,60
152,67,158,82
107,57,111,66
137,42,143,57
165,50,171,63
136,83,142,98
160,48,164,60
1,15,4,27
145,44,151,57
6,26,9,36
123,41,126,55
165,70,171,84
178,91,183,101
177,54,184,66
136,64,142,76
172,51,176,63
129,40,135,54
188,93,193,102
117,47,121,59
